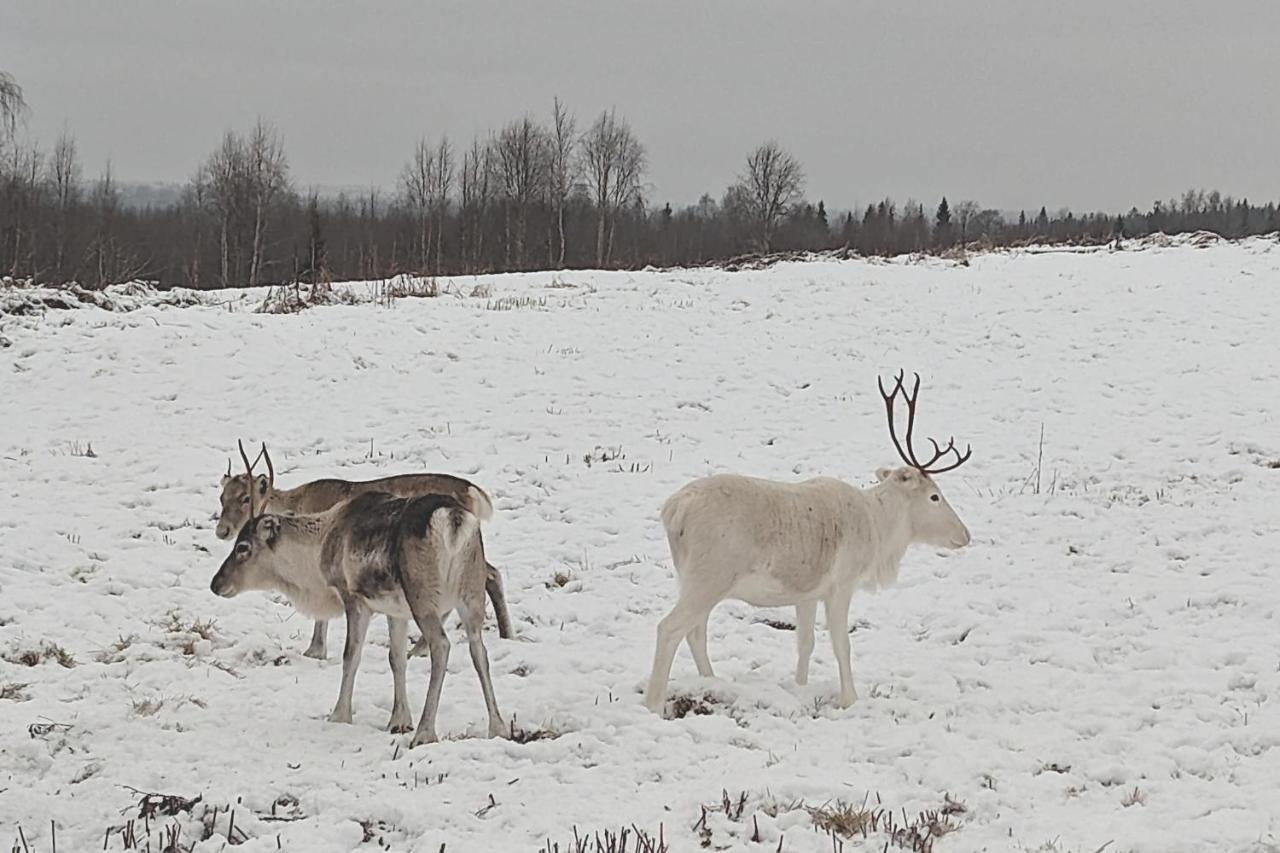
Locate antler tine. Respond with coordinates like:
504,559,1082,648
878,369,916,469
225,457,232,478
901,371,923,469
238,439,257,521
923,442,972,474
917,435,955,471
260,442,275,497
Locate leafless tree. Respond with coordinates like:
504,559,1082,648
581,108,646,266
245,120,290,286
3,140,43,279
200,131,246,287
361,186,382,277
953,200,980,246
47,130,81,281
430,136,453,274
195,122,289,286
494,116,550,268
738,141,804,252
401,137,433,272
549,97,577,268
0,71,26,146
459,136,494,272
87,161,143,288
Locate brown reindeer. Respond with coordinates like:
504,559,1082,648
212,443,504,746
215,445,511,656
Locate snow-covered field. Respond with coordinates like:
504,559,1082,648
2,239,1279,853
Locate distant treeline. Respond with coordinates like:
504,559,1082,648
2,75,1278,289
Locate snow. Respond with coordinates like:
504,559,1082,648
2,237,1279,852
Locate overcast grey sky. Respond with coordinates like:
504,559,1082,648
4,0,1278,213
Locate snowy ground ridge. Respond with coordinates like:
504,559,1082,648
2,238,1279,852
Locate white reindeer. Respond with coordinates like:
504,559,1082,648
211,443,504,746
644,371,972,714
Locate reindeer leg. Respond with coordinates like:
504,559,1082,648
302,619,327,660
386,615,412,733
328,600,371,724
795,600,817,685
823,588,856,708
645,597,708,714
460,598,506,738
409,613,449,748
685,613,714,678
485,561,513,639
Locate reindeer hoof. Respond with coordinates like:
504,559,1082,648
328,709,353,725
489,719,508,739
302,646,326,660
388,720,413,734
409,730,439,748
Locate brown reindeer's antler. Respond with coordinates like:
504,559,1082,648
877,370,972,475
260,443,274,497
237,440,276,521
238,439,259,520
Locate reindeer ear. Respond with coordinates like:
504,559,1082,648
255,474,270,496
876,467,894,482
258,515,280,544
220,475,232,487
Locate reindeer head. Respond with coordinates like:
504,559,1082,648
214,442,274,539
210,514,282,597
877,371,972,549
211,440,280,596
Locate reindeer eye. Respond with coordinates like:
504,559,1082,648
930,494,940,503
240,497,251,505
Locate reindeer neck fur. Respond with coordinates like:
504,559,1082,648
854,480,916,590
257,511,341,619
262,483,311,516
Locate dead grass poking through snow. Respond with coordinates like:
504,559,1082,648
4,641,76,668
667,692,719,719
1,681,31,702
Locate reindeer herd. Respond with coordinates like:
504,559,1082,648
207,371,972,747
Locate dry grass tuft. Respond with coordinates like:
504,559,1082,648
668,692,718,719
5,641,76,669
1,681,31,702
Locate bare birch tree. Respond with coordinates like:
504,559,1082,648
549,97,577,268
201,131,246,287
401,138,433,272
738,141,804,252
88,162,123,287
954,200,980,246
47,130,81,281
459,136,494,272
494,117,550,268
430,136,453,274
3,141,44,279
581,109,646,266
245,120,290,286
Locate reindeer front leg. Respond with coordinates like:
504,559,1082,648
795,600,817,685
823,586,856,707
328,599,371,724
